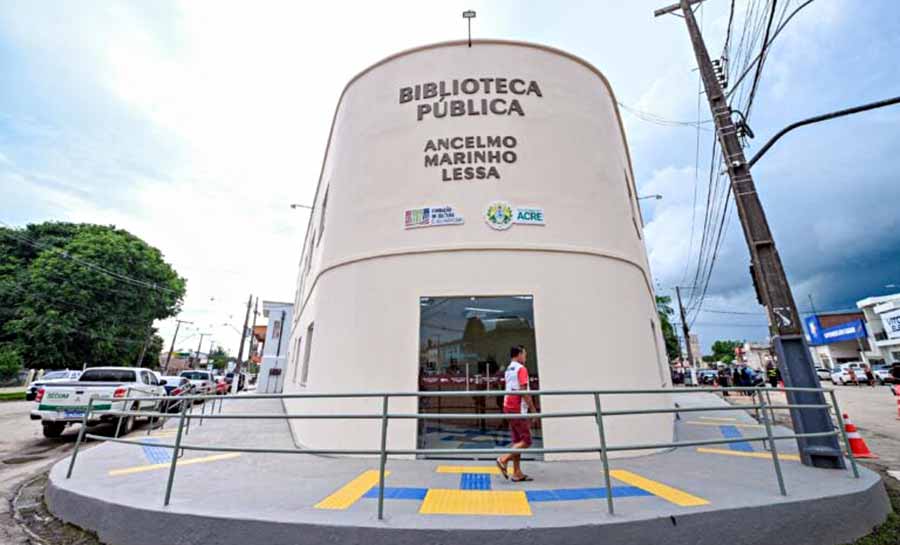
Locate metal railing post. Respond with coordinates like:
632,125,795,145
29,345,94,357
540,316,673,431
164,399,190,506
115,387,131,438
829,390,859,479
592,393,615,515
759,389,787,496
199,395,207,426
185,401,194,436
765,387,777,430
148,390,160,436
65,397,94,479
377,395,390,521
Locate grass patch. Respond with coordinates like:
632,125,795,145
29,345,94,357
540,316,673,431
0,390,26,401
850,467,900,545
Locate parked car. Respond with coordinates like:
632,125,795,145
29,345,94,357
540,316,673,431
815,367,832,382
871,364,895,385
213,376,230,395
830,363,870,385
179,370,216,395
225,371,246,392
698,369,718,385
30,367,166,438
25,369,81,401
159,375,193,412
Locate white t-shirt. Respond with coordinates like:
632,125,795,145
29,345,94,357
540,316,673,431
504,360,528,414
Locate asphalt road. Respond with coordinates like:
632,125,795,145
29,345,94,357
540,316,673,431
0,399,76,544
723,383,900,471
0,398,153,544
829,383,900,469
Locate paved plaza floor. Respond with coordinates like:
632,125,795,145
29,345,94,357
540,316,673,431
46,392,890,545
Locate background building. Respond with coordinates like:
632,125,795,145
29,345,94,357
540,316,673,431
857,292,900,366
258,301,293,393
804,311,868,369
284,40,673,460
739,341,774,371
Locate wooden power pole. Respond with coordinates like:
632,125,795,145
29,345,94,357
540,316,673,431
163,319,192,374
232,295,253,394
655,0,842,469
675,286,694,367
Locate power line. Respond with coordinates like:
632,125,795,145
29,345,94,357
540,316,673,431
743,0,779,119
616,101,713,128
727,0,818,101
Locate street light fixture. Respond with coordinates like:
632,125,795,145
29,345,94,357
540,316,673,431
637,194,663,201
290,203,313,210
462,10,476,47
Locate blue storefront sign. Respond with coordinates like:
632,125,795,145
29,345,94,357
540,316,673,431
805,315,867,346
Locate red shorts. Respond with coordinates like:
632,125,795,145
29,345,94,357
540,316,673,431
505,406,532,447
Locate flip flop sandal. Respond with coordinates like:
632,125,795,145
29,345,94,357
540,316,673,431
495,458,509,480
511,475,533,482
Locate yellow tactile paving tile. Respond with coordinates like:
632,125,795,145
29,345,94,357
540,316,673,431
610,469,710,507
315,470,389,510
436,465,501,475
108,453,241,476
697,447,801,461
419,489,531,516
698,416,737,422
686,421,763,429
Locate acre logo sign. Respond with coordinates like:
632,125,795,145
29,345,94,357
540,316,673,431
484,201,545,230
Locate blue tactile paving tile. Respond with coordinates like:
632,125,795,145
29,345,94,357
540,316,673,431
460,473,492,490
362,487,429,500
719,425,754,452
525,486,651,502
141,438,172,464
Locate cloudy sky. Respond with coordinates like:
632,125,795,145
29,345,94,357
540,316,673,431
1,1,898,354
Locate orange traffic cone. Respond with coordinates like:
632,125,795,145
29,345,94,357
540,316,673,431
843,413,877,459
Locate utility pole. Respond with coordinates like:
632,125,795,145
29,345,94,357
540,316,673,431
135,324,153,367
655,0,843,469
248,297,259,370
194,333,209,369
232,295,253,394
163,319,193,374
675,287,695,367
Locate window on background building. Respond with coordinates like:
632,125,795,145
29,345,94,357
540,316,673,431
292,337,303,384
305,233,315,275
300,324,314,386
623,171,642,240
317,188,328,246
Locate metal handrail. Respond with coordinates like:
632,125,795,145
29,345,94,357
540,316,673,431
64,384,858,520
84,385,836,403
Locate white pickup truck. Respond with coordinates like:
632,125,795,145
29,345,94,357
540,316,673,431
30,366,167,438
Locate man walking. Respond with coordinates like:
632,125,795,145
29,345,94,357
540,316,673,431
497,345,536,482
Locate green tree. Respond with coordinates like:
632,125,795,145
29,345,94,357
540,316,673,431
0,223,185,369
710,340,743,364
209,346,230,371
656,295,680,362
0,346,23,381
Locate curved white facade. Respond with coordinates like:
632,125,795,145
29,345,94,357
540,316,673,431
285,40,673,459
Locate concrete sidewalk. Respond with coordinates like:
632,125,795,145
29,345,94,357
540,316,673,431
46,392,890,545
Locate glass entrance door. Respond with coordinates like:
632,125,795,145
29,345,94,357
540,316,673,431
418,295,541,459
